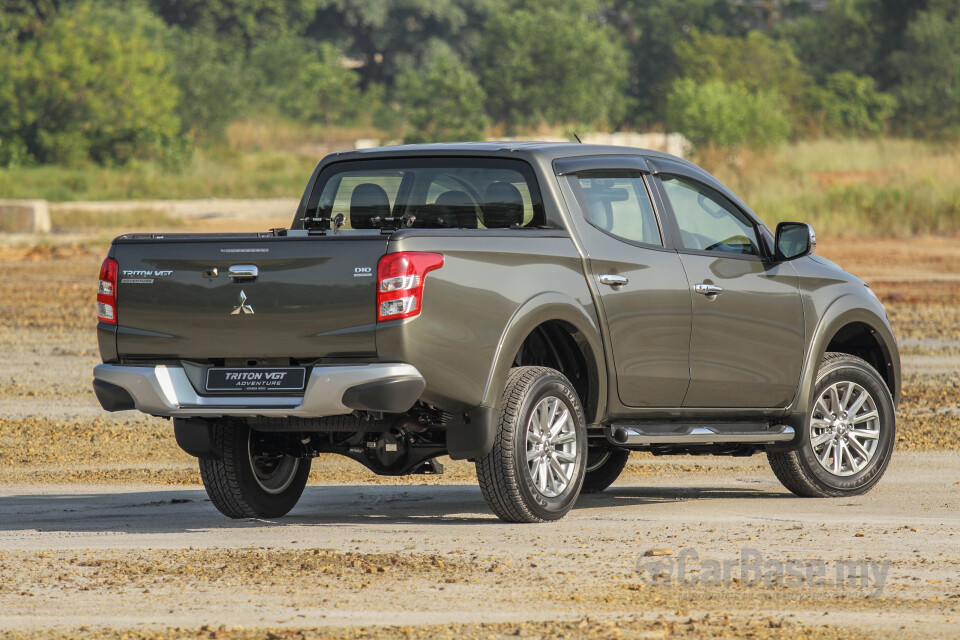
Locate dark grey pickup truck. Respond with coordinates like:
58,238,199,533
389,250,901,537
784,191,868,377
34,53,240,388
93,143,900,523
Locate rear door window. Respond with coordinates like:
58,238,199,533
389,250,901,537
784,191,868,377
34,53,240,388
573,171,662,246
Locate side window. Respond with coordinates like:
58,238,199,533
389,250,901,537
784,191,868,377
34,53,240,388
660,175,760,256
575,171,662,246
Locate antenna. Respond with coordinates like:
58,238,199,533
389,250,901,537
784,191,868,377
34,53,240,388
573,132,583,143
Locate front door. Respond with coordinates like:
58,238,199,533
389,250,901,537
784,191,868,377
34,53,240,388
563,169,691,408
656,173,805,408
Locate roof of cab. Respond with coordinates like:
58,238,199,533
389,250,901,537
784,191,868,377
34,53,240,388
322,141,696,169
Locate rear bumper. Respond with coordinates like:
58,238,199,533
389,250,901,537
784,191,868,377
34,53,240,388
92,363,425,418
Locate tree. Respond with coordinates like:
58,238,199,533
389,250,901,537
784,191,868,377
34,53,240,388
813,72,897,136
601,0,741,125
890,0,960,136
148,0,317,50
307,0,492,87
666,78,791,149
396,43,487,143
0,2,185,166
249,38,360,126
478,1,628,131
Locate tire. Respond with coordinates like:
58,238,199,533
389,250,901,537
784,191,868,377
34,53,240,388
767,352,896,498
475,366,587,523
581,448,630,493
199,420,311,519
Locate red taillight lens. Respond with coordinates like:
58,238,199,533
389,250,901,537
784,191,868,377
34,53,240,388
97,257,119,325
376,252,444,322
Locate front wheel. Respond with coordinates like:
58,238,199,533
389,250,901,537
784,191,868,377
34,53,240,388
199,421,311,519
767,353,896,498
476,367,587,523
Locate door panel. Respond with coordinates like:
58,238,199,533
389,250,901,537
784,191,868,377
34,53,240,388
679,253,804,407
563,172,691,408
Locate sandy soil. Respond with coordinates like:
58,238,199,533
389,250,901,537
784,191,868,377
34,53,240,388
0,228,957,638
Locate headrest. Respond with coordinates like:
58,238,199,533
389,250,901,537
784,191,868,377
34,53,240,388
482,182,524,228
350,183,390,229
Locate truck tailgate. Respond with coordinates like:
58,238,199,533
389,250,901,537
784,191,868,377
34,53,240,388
112,235,387,361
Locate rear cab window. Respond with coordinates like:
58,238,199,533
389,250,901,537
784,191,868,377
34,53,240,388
571,171,662,247
298,158,546,230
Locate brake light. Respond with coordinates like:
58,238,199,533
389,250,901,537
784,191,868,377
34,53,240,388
377,252,444,321
97,257,119,325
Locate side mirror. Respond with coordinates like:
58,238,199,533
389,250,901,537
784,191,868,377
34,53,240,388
775,222,816,261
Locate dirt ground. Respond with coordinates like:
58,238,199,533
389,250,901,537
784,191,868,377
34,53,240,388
0,225,957,639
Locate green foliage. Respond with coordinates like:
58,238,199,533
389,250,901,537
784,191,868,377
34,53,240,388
813,72,897,137
164,28,249,141
890,0,960,136
248,38,360,126
479,1,628,131
148,0,318,49
396,43,487,143
0,2,187,167
308,0,492,86
601,0,741,125
666,78,791,149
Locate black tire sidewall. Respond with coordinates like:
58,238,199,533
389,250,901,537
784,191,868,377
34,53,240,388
797,359,896,493
511,376,587,520
228,423,311,519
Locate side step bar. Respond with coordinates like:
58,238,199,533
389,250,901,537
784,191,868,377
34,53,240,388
606,423,795,446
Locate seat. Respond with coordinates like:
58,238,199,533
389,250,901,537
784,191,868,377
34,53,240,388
482,182,524,228
434,190,477,228
350,183,390,229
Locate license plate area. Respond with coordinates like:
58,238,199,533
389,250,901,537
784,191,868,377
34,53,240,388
205,367,306,393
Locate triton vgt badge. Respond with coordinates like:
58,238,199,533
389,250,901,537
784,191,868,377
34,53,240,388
231,290,254,315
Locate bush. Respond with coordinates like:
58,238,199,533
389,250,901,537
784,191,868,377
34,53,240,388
397,43,487,143
0,2,187,167
813,72,897,136
666,78,791,149
249,38,361,126
478,1,628,132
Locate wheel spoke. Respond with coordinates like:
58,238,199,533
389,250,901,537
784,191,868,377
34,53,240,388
841,441,861,472
840,382,854,412
846,435,870,461
852,410,879,425
553,431,576,445
537,461,548,492
846,391,870,417
818,439,833,466
545,398,559,431
527,447,540,462
849,428,879,440
549,409,569,438
549,457,568,487
832,442,843,474
811,431,834,448
829,384,842,415
553,450,576,463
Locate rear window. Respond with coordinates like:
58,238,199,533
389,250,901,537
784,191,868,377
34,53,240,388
298,158,546,230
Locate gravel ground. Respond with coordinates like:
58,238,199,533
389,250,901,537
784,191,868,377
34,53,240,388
0,231,957,638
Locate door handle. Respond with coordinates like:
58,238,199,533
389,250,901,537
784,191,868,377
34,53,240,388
599,274,629,287
228,264,258,281
694,283,723,296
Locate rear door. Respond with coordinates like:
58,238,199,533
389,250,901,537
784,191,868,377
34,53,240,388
559,160,692,408
113,234,388,361
651,169,805,409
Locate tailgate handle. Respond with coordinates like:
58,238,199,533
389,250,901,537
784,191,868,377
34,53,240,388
228,264,258,281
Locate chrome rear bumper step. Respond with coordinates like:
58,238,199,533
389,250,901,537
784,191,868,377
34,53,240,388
606,424,795,446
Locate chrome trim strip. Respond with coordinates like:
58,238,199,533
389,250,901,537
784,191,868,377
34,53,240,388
606,424,795,445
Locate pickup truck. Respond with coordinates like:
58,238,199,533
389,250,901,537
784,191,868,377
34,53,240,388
93,143,900,523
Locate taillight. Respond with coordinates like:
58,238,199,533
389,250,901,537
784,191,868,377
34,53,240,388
376,252,444,322
97,257,119,325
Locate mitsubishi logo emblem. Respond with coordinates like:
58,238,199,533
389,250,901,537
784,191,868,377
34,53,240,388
231,290,254,314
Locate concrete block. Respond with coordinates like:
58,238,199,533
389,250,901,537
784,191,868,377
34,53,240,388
0,199,51,233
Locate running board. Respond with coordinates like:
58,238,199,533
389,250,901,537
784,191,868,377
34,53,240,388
606,423,795,446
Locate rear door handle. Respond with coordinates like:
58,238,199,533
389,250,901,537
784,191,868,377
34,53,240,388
599,274,629,287
228,264,258,281
694,283,723,296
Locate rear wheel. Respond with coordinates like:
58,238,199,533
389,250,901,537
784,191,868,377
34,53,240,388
199,421,311,519
476,367,587,523
768,353,895,498
581,448,630,493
